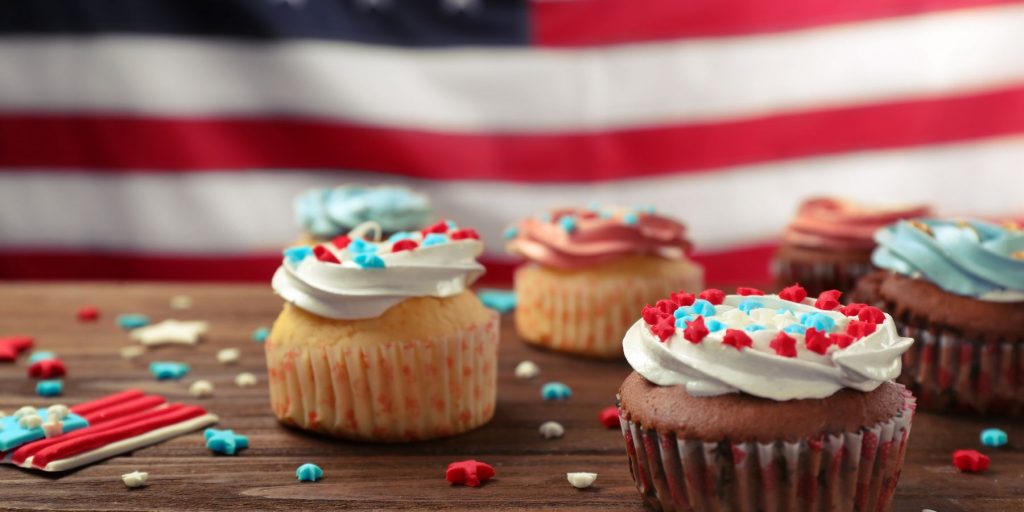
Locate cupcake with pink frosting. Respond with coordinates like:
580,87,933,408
774,197,931,296
506,206,704,359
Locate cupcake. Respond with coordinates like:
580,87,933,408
507,206,703,359
294,185,433,243
266,220,499,441
618,285,916,511
774,197,931,296
851,218,1024,415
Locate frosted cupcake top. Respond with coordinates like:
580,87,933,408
272,221,485,320
873,218,1024,302
295,185,433,238
783,197,931,252
623,285,913,401
505,206,693,270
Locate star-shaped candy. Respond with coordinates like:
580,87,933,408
296,463,324,482
204,428,249,455
122,470,149,488
131,320,209,346
28,359,66,379
721,329,753,351
149,361,190,380
769,332,797,358
650,316,676,342
0,335,34,362
804,328,832,355
445,460,495,487
566,472,598,489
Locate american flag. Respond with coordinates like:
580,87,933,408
0,0,1021,284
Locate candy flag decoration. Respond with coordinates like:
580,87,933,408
5,389,218,472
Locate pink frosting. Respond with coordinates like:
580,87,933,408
507,207,693,269
783,197,932,251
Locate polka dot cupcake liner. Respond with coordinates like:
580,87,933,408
617,387,916,512
773,259,876,297
514,263,703,359
264,311,499,442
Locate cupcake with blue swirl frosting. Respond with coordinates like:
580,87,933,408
295,185,433,241
852,218,1024,415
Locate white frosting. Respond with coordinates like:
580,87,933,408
272,228,486,320
623,294,913,401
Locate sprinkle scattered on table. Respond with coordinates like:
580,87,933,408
478,289,516,313
117,314,150,330
541,382,572,401
77,305,100,322
296,463,324,482
0,335,34,362
204,428,249,456
598,406,619,428
216,348,240,365
189,380,214,398
122,471,149,488
131,320,209,346
149,361,190,381
539,421,565,439
566,472,598,489
953,449,990,473
36,379,63,397
28,358,66,379
251,327,270,343
120,345,145,359
445,460,495,487
235,372,257,387
514,360,539,379
980,428,1008,447
169,295,193,310
28,351,56,363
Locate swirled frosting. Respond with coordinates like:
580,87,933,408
272,221,485,320
505,206,693,269
783,197,931,251
295,185,433,238
872,218,1024,302
623,288,913,401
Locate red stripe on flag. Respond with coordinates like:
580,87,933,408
2,86,1024,181
0,244,778,286
532,0,1021,46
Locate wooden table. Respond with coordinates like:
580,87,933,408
0,283,1020,511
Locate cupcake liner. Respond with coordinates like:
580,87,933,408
618,386,915,512
515,264,702,358
264,311,499,441
773,259,875,296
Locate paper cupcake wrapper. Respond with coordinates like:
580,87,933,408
265,311,499,441
773,259,875,296
896,324,1023,416
515,265,703,358
619,387,915,512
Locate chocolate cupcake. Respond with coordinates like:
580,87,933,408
851,218,1024,415
618,286,916,511
774,197,931,296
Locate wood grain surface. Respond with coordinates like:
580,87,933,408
0,282,1021,512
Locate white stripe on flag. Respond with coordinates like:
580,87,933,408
1,4,1024,131
1,135,1022,258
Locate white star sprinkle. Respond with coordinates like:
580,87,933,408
216,348,240,365
19,414,43,429
566,472,597,489
169,295,192,310
130,320,209,346
189,380,214,398
122,470,149,488
47,404,69,420
539,421,564,439
514,360,539,379
120,345,145,359
235,372,258,388
42,419,63,438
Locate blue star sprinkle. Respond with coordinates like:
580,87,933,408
541,382,572,401
296,463,324,482
980,428,1008,447
783,324,808,335
149,361,190,380
744,324,766,333
348,239,378,254
29,351,56,363
689,299,716,317
354,253,386,268
559,215,578,233
706,318,726,332
422,234,448,247
283,246,313,265
799,313,836,333
737,299,764,315
478,289,517,313
204,428,249,455
251,327,270,343
502,226,518,239
36,380,63,397
117,314,150,330
622,213,639,225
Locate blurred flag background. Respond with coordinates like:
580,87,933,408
0,0,1021,283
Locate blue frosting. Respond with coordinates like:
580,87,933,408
295,186,433,238
873,219,1024,298
0,409,89,451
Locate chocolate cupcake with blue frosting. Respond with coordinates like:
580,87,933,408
852,219,1024,415
295,185,433,242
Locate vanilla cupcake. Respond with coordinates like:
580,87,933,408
267,221,498,441
507,206,703,359
295,185,433,243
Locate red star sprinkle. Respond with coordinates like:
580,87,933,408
331,235,352,249
721,329,753,351
655,299,679,315
683,316,709,344
769,332,797,357
313,245,340,263
392,239,419,252
857,306,886,324
598,406,619,428
846,320,878,339
0,335,34,362
778,284,807,303
77,306,100,322
450,228,480,240
839,303,869,317
422,221,450,236
804,328,832,355
737,287,765,296
698,289,725,305
446,460,496,487
952,450,990,473
814,290,843,310
28,358,66,379
650,316,677,342
670,291,696,307
830,333,855,349
641,305,663,325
